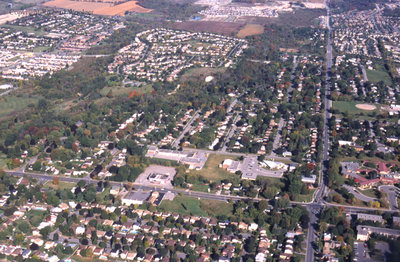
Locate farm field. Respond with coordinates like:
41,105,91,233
237,23,264,38
44,0,112,12
44,0,152,16
93,1,152,16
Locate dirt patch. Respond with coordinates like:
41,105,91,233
279,48,299,53
44,0,152,16
237,23,264,38
44,0,112,12
94,1,152,15
171,21,244,35
356,104,376,111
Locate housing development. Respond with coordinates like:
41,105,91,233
0,0,400,262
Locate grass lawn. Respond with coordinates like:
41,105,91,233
296,189,316,203
180,67,226,83
360,188,379,199
2,24,46,36
366,65,392,85
0,153,7,169
200,199,233,218
42,180,76,190
158,195,207,216
159,195,234,217
100,84,152,97
332,101,379,115
0,95,40,119
192,183,209,192
257,176,285,188
189,154,240,182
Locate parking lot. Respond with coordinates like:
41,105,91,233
354,241,390,262
134,165,176,189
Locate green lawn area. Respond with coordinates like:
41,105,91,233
200,199,233,218
0,153,7,169
180,67,226,83
256,176,285,189
2,24,47,36
100,84,153,97
158,195,207,216
360,188,379,199
42,180,75,190
192,183,209,192
366,65,392,85
189,154,240,182
332,101,379,115
158,195,234,217
0,95,40,119
296,189,316,203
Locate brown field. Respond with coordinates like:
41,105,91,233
94,1,152,15
237,23,264,38
172,21,244,35
356,104,377,111
44,0,152,16
44,0,111,12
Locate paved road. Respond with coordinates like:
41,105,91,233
221,114,240,153
305,2,332,262
360,64,368,96
379,185,400,210
268,55,297,158
172,110,200,149
343,185,377,202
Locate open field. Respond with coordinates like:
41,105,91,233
180,67,226,82
44,0,113,12
1,24,46,36
237,24,264,38
366,67,392,85
189,154,240,182
0,95,40,119
93,1,152,16
158,195,233,217
44,0,152,16
42,180,76,190
200,199,234,217
171,21,244,35
158,195,207,216
100,84,153,97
